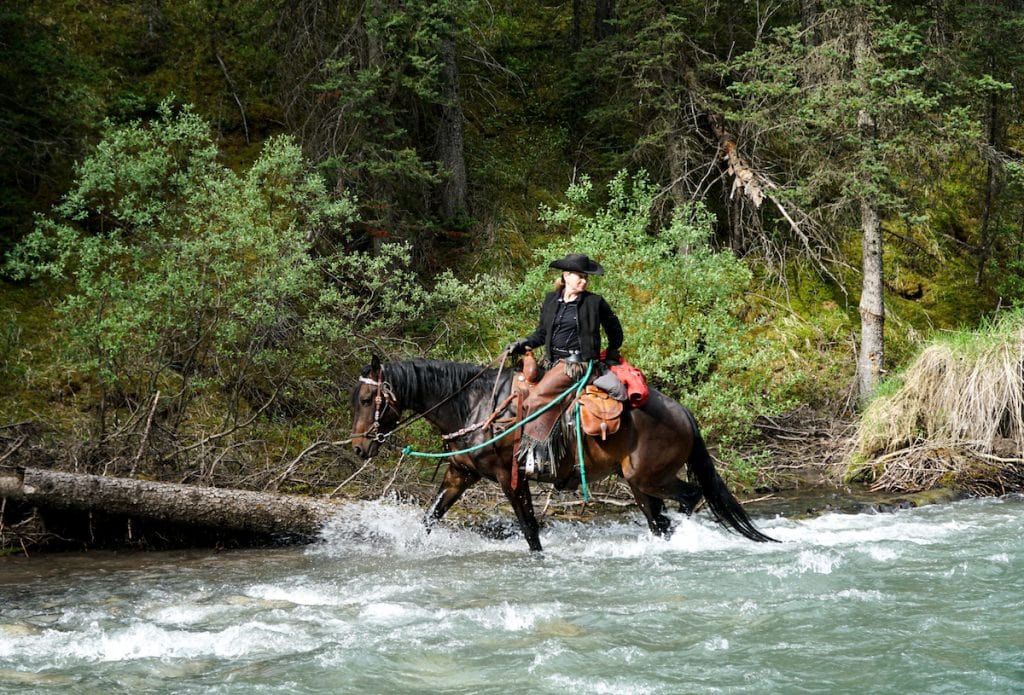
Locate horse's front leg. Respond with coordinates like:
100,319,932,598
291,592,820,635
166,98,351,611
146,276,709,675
425,461,480,531
500,476,542,551
491,457,542,551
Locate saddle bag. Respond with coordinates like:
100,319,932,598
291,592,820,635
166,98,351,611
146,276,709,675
578,385,624,440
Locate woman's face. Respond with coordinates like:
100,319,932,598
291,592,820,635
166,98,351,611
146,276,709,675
563,271,589,295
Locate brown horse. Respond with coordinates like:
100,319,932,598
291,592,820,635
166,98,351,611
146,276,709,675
350,356,775,551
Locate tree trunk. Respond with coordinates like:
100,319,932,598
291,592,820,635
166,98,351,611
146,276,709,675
572,0,583,52
438,33,468,222
665,133,690,208
801,0,819,46
855,19,885,404
1,466,339,540
858,197,885,402
594,0,616,41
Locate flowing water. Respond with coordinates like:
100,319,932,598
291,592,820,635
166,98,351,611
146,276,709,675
1,496,1022,694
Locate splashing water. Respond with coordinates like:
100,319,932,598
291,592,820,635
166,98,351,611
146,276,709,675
1,497,1022,694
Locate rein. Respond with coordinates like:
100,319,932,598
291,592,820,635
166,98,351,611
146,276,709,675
355,356,595,501
402,361,593,466
353,353,508,442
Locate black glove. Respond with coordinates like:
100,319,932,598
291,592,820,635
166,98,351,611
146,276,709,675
603,351,621,366
505,339,529,357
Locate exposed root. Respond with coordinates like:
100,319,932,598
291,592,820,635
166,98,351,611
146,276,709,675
863,442,1024,496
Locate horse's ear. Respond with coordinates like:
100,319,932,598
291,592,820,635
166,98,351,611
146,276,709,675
370,354,382,375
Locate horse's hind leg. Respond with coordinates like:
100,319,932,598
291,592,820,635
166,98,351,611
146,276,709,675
628,483,672,537
663,479,703,516
633,477,703,517
425,462,480,530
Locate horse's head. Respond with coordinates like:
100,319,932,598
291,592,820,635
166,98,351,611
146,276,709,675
349,355,400,459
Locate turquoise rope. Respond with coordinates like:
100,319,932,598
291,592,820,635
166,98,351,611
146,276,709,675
571,361,594,502
574,397,589,502
401,361,594,460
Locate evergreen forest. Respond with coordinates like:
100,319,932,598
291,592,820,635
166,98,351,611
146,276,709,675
3,0,1024,515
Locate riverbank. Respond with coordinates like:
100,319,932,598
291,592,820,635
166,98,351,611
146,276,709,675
0,407,1001,556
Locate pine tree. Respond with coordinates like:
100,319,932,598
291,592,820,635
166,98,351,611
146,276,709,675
724,0,978,401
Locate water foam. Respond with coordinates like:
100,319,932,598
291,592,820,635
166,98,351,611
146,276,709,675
312,499,773,561
1,618,309,665
312,499,516,559
310,497,960,570
245,581,347,607
547,673,665,695
1,497,1021,692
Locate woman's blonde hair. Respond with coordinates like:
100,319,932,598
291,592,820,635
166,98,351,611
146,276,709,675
553,275,566,291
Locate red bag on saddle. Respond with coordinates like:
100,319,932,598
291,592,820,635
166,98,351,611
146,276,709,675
600,351,650,408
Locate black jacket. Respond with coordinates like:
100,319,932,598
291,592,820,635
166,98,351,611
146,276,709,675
523,290,623,363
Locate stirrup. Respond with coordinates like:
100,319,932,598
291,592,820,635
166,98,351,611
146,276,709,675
521,449,552,476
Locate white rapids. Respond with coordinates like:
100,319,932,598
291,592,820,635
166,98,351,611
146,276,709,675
1,496,1022,694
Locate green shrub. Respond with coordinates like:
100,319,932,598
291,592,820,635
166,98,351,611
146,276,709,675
4,100,444,470
437,170,801,468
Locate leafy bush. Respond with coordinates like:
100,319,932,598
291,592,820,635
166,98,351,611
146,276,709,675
438,171,800,464
4,100,445,474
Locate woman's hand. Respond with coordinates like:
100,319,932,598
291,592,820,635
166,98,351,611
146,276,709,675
505,339,529,357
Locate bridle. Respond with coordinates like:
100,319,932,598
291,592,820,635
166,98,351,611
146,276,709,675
354,372,399,443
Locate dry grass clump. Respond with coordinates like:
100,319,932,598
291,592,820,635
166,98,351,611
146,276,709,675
852,315,1024,494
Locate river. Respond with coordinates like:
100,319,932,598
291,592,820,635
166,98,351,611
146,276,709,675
1,496,1022,694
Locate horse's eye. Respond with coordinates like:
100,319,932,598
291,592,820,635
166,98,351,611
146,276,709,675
360,396,373,406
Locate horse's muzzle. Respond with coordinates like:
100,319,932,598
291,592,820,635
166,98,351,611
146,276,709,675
351,438,378,460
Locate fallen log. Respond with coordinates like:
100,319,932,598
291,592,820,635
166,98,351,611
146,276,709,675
1,466,341,547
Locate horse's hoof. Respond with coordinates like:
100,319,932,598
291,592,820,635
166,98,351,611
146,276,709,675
678,490,703,516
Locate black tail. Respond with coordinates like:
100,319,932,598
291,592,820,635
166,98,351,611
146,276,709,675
683,410,778,543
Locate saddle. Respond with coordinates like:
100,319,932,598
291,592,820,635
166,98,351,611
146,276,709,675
508,352,623,488
577,385,623,440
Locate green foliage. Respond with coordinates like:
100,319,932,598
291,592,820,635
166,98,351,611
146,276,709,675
438,171,800,459
571,1,771,190
4,0,1024,489
5,101,440,443
289,0,469,239
727,2,964,217
985,154,1024,302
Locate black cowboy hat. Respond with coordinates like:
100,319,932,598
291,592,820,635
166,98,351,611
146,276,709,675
548,253,605,275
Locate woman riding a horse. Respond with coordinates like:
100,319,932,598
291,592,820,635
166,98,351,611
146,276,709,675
349,253,776,550
505,253,626,476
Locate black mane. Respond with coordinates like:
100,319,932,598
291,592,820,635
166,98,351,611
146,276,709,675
378,359,512,424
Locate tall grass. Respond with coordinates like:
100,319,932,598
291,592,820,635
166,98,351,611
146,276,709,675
851,309,1024,493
